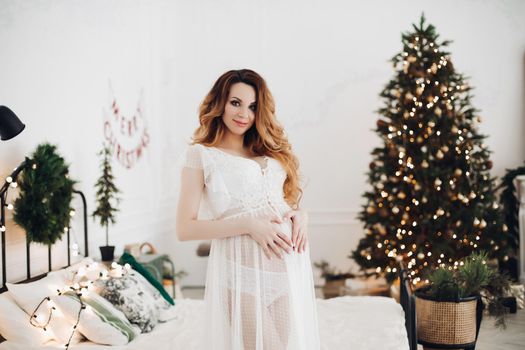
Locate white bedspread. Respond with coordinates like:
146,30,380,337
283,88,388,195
0,296,409,350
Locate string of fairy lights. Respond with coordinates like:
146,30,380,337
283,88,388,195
360,34,508,285
1,173,129,349
29,261,131,349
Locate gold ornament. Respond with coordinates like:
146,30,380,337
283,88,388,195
442,145,449,153
436,150,444,159
430,63,438,74
422,160,429,168
366,206,376,214
434,178,442,186
397,192,406,199
455,168,462,176
416,86,424,96
435,107,442,116
479,219,487,229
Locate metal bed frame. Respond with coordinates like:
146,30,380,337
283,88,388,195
0,188,88,293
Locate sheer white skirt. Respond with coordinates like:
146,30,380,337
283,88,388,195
204,204,320,350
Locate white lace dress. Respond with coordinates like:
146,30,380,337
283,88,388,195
183,143,320,350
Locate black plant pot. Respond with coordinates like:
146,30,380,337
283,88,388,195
99,245,115,262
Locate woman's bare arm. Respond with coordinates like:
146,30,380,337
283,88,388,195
176,167,252,241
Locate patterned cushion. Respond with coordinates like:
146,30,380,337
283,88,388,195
95,270,172,333
119,252,175,305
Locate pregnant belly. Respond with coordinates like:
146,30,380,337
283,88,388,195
215,219,292,274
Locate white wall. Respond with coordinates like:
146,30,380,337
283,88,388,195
1,0,524,287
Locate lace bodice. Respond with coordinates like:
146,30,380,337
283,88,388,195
184,143,292,220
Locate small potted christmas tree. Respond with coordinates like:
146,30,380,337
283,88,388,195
415,251,511,349
92,144,121,261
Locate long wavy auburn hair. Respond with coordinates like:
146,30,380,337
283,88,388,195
191,69,303,209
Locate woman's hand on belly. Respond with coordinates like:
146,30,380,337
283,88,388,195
283,209,309,253
247,215,294,260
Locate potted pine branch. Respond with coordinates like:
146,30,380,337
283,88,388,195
314,260,356,298
92,144,121,261
415,251,511,350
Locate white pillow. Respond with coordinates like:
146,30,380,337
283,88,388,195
52,290,140,345
0,292,51,345
6,271,83,345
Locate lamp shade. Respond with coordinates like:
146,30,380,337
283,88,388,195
0,106,25,141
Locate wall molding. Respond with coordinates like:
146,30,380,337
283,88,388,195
307,208,360,226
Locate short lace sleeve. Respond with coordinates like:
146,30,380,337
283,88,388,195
184,144,203,169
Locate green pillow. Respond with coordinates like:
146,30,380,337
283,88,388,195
119,252,175,305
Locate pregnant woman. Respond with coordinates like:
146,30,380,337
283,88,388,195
176,69,320,350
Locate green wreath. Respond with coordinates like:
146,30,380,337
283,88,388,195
13,143,76,245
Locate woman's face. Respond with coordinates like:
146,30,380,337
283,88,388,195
222,82,256,136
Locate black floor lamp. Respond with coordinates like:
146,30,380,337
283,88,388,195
0,105,26,286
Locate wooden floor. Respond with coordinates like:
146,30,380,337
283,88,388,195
182,286,525,350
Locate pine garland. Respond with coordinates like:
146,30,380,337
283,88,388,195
496,162,525,254
13,143,76,245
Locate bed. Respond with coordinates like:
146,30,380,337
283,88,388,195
0,191,416,350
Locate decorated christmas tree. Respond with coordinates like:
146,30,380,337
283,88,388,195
351,14,511,285
92,144,121,248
